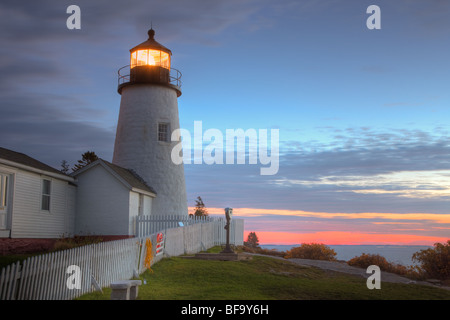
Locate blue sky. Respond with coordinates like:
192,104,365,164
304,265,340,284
1,0,449,244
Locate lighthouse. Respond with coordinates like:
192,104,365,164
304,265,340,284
112,28,188,216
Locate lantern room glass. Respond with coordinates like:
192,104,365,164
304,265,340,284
131,49,170,70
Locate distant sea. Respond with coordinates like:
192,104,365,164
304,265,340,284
260,244,432,266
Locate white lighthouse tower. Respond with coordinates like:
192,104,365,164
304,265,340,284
113,28,188,216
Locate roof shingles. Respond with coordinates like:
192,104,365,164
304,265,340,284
0,147,65,176
101,159,156,195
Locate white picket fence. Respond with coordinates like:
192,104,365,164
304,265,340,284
0,236,151,300
135,214,214,237
213,218,244,247
135,214,244,247
0,218,244,300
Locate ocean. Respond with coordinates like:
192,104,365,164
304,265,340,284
260,244,432,266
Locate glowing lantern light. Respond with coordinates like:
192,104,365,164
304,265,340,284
130,29,171,70
118,28,181,96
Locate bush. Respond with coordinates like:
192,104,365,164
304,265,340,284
284,243,337,261
412,240,450,280
347,253,410,276
52,235,104,252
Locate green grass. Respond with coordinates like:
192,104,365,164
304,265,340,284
77,250,450,300
0,253,39,270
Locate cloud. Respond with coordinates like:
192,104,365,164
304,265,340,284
275,170,450,199
0,0,264,45
0,0,278,171
202,206,450,244
184,125,450,214
2,0,450,218
0,92,115,168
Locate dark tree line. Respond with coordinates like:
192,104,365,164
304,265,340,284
60,151,99,174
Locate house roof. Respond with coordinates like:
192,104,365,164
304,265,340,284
0,146,69,178
102,160,157,195
72,159,157,196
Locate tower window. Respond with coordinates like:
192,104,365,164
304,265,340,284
158,123,170,142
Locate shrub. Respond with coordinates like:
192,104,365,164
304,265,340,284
284,243,337,261
412,240,450,280
346,253,429,280
52,235,104,252
347,253,409,275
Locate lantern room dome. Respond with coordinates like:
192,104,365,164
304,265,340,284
130,28,172,56
129,28,171,70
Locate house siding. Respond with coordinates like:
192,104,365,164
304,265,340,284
128,192,153,235
143,195,152,216
75,164,130,236
129,192,139,236
10,169,76,238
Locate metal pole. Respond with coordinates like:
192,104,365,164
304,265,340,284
221,208,234,254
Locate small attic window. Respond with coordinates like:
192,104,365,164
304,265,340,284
158,123,170,142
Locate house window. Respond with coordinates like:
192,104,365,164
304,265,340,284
41,179,51,211
0,174,8,208
158,123,170,142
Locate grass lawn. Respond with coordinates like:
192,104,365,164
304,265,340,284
0,253,40,270
77,250,450,300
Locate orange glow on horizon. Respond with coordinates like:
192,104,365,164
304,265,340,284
189,206,450,245
191,207,450,224
245,231,448,246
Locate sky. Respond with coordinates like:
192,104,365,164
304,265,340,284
1,0,449,245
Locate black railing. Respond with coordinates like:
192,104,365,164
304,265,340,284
117,65,182,88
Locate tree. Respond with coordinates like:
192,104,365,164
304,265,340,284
412,240,450,280
244,232,259,248
72,151,99,172
192,196,208,217
60,160,70,174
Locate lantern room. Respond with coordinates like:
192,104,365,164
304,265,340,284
130,29,171,70
118,28,181,96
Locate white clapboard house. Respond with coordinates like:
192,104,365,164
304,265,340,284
0,147,156,239
72,158,156,237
